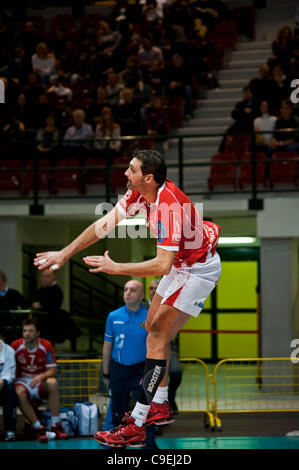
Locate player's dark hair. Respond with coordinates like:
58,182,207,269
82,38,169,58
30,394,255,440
132,149,167,186
22,314,39,331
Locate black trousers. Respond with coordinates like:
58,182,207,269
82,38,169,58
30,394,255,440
0,381,17,432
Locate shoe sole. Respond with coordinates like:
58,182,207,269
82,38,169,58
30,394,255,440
94,435,145,448
146,417,175,426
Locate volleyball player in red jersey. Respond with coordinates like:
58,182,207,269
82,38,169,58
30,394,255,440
34,150,221,447
11,316,68,443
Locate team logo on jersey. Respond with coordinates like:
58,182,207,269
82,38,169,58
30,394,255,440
47,352,54,363
157,221,165,243
194,301,204,309
18,355,27,364
125,190,132,199
140,322,145,328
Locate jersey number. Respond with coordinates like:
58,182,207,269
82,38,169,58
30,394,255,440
29,354,35,366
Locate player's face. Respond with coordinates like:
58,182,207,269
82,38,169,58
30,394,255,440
23,324,39,344
123,281,143,305
125,158,145,191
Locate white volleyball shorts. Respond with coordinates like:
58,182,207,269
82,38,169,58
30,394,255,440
15,377,48,402
156,252,221,317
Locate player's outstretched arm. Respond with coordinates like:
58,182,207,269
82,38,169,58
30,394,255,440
34,206,123,271
83,247,176,277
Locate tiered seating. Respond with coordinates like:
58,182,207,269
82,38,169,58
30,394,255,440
208,153,237,190
269,151,298,188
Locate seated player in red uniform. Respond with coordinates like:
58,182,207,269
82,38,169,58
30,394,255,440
11,316,68,443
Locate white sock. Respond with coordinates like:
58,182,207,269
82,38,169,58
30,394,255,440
153,386,168,404
33,420,42,430
131,402,150,427
51,416,60,427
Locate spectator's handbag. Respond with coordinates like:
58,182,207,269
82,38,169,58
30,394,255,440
73,401,99,436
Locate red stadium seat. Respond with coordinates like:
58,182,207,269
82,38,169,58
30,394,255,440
165,97,184,130
269,151,299,188
0,160,22,193
23,159,51,195
208,153,237,190
51,158,80,194
238,152,267,189
110,156,130,193
82,156,106,187
50,15,74,32
224,134,252,158
212,20,238,49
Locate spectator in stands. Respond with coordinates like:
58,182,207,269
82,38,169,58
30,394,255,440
194,0,229,28
2,114,26,140
254,100,277,157
231,85,256,131
36,113,60,156
16,21,44,59
13,46,32,85
47,78,73,103
289,38,299,80
101,279,158,449
106,72,125,106
145,95,169,147
0,270,25,311
147,58,166,96
63,109,94,149
138,35,164,78
219,86,256,153
152,18,185,60
249,64,277,110
270,99,299,152
269,25,295,74
163,51,194,119
119,55,143,89
14,93,31,129
94,107,121,155
117,88,142,136
0,328,17,442
87,86,110,127
98,20,122,60
31,42,56,85
167,0,194,27
272,67,289,115
23,72,45,110
11,316,69,443
55,39,80,85
141,0,165,25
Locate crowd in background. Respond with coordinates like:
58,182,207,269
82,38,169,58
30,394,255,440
0,0,238,160
221,24,299,155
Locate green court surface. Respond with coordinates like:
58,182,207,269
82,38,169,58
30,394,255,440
0,436,299,450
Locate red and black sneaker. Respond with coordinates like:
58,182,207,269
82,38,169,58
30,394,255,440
51,422,69,440
145,401,175,426
36,425,48,443
94,413,146,448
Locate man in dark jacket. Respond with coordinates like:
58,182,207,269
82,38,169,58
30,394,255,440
0,271,25,311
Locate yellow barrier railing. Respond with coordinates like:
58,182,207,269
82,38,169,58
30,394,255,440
211,358,299,430
56,358,214,428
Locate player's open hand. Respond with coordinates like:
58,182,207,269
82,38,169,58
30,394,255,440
83,251,117,274
34,251,65,271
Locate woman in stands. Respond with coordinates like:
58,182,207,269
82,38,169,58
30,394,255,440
94,107,121,157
